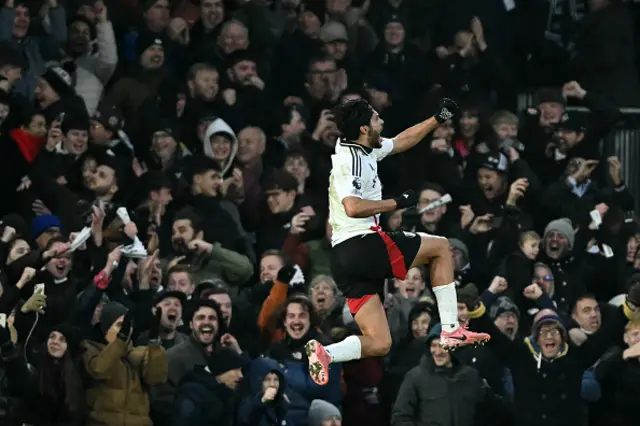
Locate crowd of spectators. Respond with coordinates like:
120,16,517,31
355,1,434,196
0,0,640,425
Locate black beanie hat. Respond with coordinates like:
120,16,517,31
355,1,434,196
41,64,75,97
137,33,165,57
50,323,83,356
61,113,90,134
206,348,249,376
1,213,30,240
99,302,128,335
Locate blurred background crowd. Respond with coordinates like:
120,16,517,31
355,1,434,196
0,0,640,425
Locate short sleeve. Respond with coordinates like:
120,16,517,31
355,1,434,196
373,138,394,161
331,155,364,201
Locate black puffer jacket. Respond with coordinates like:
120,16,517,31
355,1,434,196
593,346,640,426
0,350,29,426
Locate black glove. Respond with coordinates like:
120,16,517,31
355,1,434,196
117,311,133,342
434,98,459,124
277,265,297,285
148,308,162,341
394,190,418,209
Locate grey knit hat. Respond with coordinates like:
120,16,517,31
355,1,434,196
99,302,128,335
544,218,575,250
309,400,341,426
449,238,469,264
489,296,520,320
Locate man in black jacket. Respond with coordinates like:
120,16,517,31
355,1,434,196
392,323,483,426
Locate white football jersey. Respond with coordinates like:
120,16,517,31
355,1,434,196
328,138,394,246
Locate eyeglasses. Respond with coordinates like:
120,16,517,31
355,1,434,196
540,329,561,338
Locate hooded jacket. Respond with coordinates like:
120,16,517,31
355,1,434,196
202,118,238,178
238,357,294,426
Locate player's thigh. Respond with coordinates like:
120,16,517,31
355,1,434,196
353,294,391,342
411,232,450,268
331,234,394,283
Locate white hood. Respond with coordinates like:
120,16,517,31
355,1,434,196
203,118,237,175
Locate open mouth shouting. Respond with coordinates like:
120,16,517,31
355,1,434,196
314,295,327,310
481,184,495,199
197,325,216,344
50,260,70,278
287,322,306,339
405,286,417,297
166,310,178,323
504,325,516,339
71,140,86,153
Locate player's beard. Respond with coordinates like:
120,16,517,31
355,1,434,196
369,130,382,148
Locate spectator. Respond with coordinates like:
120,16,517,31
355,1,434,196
265,296,342,426
172,348,248,426
308,399,342,426
82,302,168,426
2,324,84,426
238,356,294,426
0,1,639,426
594,319,640,426
0,0,67,99
391,324,484,426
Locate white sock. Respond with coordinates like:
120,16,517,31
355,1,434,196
324,335,362,363
433,282,460,332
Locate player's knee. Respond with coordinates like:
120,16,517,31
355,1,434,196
420,234,450,257
371,333,392,357
439,237,453,258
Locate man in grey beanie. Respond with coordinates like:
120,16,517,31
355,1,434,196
308,399,341,426
540,217,587,315
543,218,575,259
489,296,520,340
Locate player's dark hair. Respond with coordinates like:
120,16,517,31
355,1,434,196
330,98,374,142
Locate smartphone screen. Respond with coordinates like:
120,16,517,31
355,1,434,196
34,283,45,295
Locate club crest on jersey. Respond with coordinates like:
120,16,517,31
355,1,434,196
352,177,362,190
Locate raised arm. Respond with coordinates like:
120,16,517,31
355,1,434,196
391,98,459,154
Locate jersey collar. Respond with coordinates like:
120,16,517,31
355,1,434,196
339,140,373,155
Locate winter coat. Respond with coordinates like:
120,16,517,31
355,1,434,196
391,354,483,426
238,357,295,426
267,334,342,426
469,302,628,426
172,365,237,426
81,339,168,426
594,346,640,426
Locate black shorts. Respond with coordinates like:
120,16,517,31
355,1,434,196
331,231,421,313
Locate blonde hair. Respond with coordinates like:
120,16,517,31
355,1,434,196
519,230,541,246
625,319,640,332
490,110,519,127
